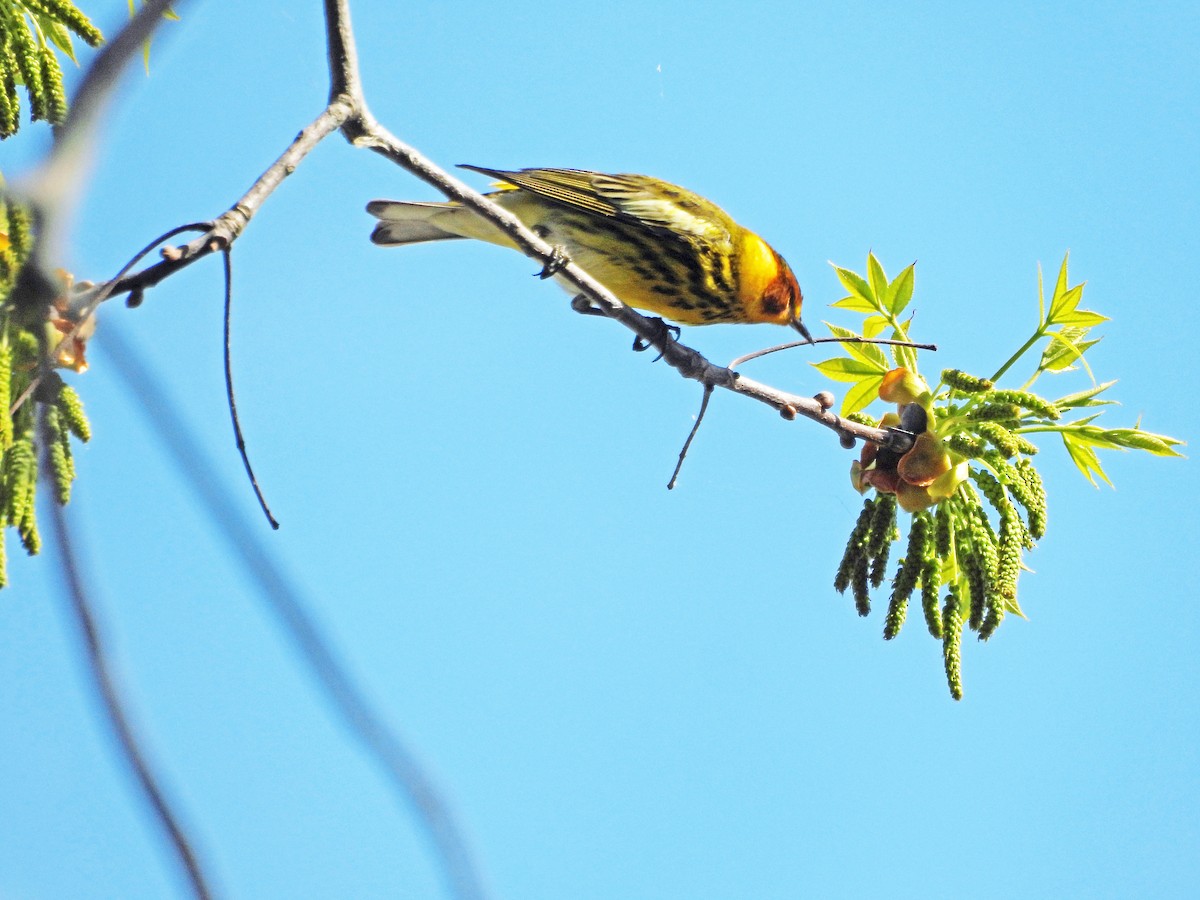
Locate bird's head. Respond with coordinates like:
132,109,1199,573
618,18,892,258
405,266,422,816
761,250,811,343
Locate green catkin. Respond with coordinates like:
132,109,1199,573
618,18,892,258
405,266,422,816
962,534,990,631
3,435,35,527
0,46,17,137
969,466,1008,516
869,542,890,589
55,382,90,441
17,492,39,554
25,0,105,47
866,494,897,588
37,45,66,124
975,421,1020,458
980,514,1023,640
946,432,985,459
984,458,1041,549
835,499,874,595
6,201,33,258
959,487,999,632
967,402,1022,423
920,554,941,631
1015,459,1047,539
941,369,994,393
846,411,879,428
883,578,908,639
58,421,74,481
942,586,964,701
45,406,71,504
1009,433,1039,456
0,343,12,450
934,501,953,557
884,512,929,638
852,553,870,617
988,389,1060,421
8,18,48,123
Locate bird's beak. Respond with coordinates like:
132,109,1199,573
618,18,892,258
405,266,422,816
791,316,814,345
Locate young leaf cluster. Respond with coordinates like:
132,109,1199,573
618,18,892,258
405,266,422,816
0,0,104,137
825,253,1183,699
0,193,91,587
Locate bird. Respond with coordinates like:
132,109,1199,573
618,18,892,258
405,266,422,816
367,165,811,341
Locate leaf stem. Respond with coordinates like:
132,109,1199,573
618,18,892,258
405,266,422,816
989,326,1045,384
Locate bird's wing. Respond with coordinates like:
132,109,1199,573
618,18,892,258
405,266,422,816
458,166,734,245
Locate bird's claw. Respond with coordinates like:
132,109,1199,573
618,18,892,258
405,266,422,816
632,318,681,361
537,245,571,279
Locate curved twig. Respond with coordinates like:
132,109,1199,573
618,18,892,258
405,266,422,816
667,385,714,490
729,336,937,370
221,246,278,529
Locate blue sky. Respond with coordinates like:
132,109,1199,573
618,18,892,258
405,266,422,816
1,1,1197,898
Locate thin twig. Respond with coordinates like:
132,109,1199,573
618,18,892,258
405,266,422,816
37,404,216,900
99,322,490,900
729,336,938,370
221,247,278,529
667,385,713,490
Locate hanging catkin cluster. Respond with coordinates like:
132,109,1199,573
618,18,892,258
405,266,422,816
822,254,1180,699
0,195,92,587
0,0,104,137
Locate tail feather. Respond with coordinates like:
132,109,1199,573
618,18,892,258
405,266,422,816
366,199,469,246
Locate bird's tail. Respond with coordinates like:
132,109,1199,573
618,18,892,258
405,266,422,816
366,200,473,247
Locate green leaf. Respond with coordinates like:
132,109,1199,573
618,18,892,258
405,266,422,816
832,264,878,310
1054,381,1118,409
812,357,885,382
842,376,884,416
1053,253,1070,308
33,15,78,63
867,254,889,308
1040,328,1099,372
825,322,889,371
1048,283,1085,324
831,295,878,314
1056,308,1109,328
1037,263,1046,322
1103,428,1186,457
1062,432,1113,488
886,262,915,316
862,315,889,339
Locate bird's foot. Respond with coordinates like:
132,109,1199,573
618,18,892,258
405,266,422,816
632,318,681,361
537,245,571,279
570,294,606,317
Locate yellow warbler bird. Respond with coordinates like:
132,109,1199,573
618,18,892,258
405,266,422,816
367,165,811,340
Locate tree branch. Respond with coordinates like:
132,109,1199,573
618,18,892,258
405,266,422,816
54,0,916,457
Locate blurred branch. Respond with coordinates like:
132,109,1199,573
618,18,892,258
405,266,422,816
100,323,490,900
37,403,215,900
8,3,219,898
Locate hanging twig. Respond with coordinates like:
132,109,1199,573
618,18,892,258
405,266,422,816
667,385,713,490
220,247,278,528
